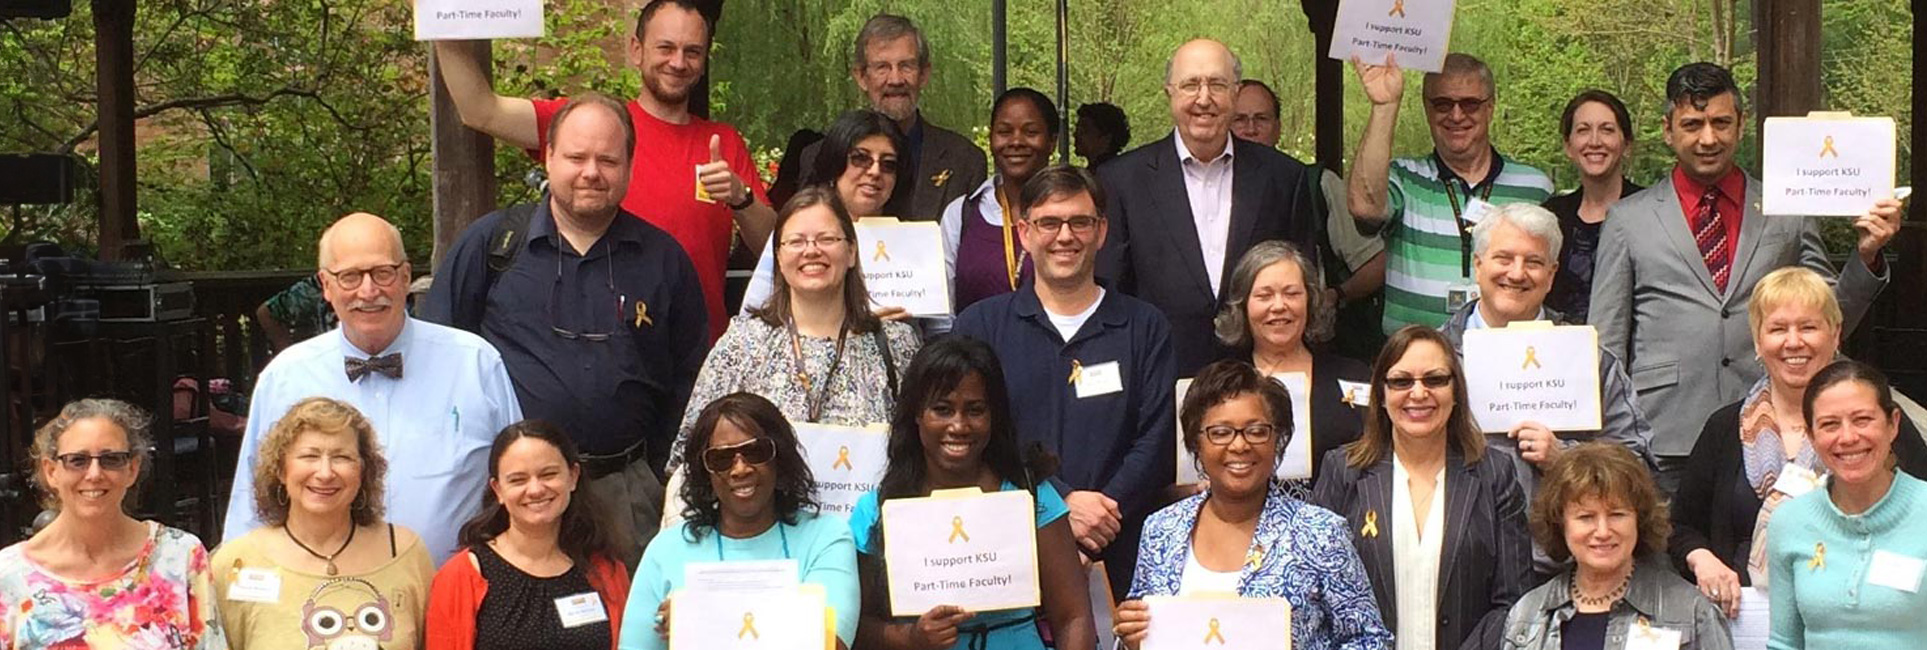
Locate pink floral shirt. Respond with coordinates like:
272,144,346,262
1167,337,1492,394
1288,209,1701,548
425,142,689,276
0,521,227,649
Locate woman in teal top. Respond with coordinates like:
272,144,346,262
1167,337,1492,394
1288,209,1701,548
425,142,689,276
1766,361,1927,649
851,336,1095,650
621,393,860,650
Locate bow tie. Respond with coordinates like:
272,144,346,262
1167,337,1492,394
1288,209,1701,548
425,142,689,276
345,353,403,382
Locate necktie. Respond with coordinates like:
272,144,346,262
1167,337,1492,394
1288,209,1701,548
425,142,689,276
1692,185,1731,292
345,353,403,382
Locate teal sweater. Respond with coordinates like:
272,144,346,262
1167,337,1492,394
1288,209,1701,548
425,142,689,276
1765,472,1927,649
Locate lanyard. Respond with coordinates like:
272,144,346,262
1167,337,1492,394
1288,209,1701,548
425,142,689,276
714,523,792,560
995,184,1027,291
786,316,849,423
1442,178,1496,277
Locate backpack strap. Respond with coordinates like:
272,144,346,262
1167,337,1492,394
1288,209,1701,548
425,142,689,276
485,204,539,288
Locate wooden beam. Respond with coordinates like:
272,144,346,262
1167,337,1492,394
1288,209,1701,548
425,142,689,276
1755,0,1822,120
93,0,139,260
428,42,498,269
1901,4,1927,329
1302,0,1343,174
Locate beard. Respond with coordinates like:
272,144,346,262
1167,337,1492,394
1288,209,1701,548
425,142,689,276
644,71,693,106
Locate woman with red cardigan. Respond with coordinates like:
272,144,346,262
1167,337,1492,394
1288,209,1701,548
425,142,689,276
427,420,630,650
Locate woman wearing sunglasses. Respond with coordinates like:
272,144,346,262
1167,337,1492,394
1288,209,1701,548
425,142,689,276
659,186,920,528
622,392,858,650
851,336,1094,650
0,399,228,648
1311,326,1530,650
214,397,434,649
428,420,629,650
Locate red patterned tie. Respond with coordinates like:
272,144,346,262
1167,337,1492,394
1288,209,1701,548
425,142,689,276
1693,186,1731,292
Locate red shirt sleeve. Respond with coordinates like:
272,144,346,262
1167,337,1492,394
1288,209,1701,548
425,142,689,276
425,550,488,650
528,96,569,161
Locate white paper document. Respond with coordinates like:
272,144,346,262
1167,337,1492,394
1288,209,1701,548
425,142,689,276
794,422,889,516
669,585,828,650
1328,0,1457,72
414,0,543,40
879,488,1040,616
1141,595,1292,650
1762,113,1897,216
1462,323,1602,433
1176,373,1314,483
683,559,800,593
855,218,951,317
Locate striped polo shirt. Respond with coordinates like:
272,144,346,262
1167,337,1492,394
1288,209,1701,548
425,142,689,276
1380,151,1553,333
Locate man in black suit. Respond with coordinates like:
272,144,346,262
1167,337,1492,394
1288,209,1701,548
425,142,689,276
1096,39,1318,377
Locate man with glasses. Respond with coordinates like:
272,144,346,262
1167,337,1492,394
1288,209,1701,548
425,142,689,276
953,165,1176,599
1095,39,1318,378
1346,53,1554,334
426,93,708,563
225,212,523,564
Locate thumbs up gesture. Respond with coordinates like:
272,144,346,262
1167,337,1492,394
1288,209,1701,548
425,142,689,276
697,133,748,208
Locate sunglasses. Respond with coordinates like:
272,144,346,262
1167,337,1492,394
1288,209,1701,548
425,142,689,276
702,438,777,473
1384,374,1454,391
54,450,136,472
1426,96,1491,115
847,151,900,175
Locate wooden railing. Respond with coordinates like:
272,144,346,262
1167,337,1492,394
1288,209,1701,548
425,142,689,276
182,270,313,394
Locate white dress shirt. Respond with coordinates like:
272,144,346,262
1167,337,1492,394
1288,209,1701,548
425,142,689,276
1392,453,1446,650
1173,129,1236,295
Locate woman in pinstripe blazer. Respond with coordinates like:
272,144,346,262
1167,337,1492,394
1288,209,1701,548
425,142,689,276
1311,326,1532,650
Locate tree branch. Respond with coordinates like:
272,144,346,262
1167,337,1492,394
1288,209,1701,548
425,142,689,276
58,88,336,152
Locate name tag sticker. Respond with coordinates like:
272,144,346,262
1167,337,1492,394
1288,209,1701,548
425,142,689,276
1867,550,1925,593
1769,465,1822,498
554,591,609,628
1337,379,1372,408
1076,361,1124,399
1460,197,1496,224
1446,284,1481,312
1623,623,1681,650
227,567,282,604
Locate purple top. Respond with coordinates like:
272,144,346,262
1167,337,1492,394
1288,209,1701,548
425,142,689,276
954,190,1034,311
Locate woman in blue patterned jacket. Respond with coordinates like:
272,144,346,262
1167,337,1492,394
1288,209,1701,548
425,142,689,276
1111,360,1391,650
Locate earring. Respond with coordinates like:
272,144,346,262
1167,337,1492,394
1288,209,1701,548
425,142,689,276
351,492,367,511
274,485,289,506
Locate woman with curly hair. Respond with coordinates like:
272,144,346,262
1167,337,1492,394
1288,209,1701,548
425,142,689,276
620,392,857,650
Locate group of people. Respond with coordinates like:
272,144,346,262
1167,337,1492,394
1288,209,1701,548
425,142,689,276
2,2,1919,650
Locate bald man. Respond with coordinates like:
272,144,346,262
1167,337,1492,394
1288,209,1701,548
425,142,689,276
223,213,523,564
1096,39,1319,377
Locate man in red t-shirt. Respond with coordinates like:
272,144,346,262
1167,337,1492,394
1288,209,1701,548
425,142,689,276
434,0,771,340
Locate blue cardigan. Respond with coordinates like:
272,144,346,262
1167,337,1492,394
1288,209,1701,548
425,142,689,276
1766,472,1927,649
1129,480,1392,650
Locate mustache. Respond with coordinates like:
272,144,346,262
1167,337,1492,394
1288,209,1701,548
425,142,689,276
349,296,392,311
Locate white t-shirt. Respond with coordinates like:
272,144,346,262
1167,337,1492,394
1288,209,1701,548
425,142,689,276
1178,547,1242,596
1045,289,1105,341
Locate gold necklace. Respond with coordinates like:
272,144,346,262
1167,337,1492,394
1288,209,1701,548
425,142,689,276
1570,565,1632,609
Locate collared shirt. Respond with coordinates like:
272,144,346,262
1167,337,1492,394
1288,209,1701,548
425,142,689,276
1392,454,1446,650
1173,129,1237,295
1670,165,1746,274
1380,150,1553,332
223,318,524,564
425,198,709,459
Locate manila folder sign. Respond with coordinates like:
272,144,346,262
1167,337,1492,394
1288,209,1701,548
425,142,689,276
1142,595,1292,650
669,585,828,650
794,422,888,517
1462,323,1601,433
1328,0,1456,72
880,488,1039,616
415,0,543,40
1762,113,1897,216
855,217,951,317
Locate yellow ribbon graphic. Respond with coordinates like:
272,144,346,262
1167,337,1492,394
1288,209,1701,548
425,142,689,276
1068,359,1083,385
1244,545,1267,571
1388,0,1406,17
948,516,970,543
932,169,953,188
833,445,853,470
738,612,759,639
1362,510,1380,538
873,240,891,262
1203,618,1226,645
1522,345,1542,370
1820,135,1839,158
634,301,652,328
1808,542,1826,571
1635,616,1659,641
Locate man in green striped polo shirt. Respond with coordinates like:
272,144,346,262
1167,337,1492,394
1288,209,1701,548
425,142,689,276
1345,52,1554,333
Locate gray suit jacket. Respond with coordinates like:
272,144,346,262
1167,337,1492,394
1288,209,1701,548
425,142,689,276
1588,171,1886,457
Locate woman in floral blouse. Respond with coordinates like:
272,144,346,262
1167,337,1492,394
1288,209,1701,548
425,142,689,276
0,398,227,649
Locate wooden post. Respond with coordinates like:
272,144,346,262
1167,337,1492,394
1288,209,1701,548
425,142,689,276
93,0,139,260
1302,0,1344,174
428,42,498,269
1902,7,1927,329
1754,0,1822,121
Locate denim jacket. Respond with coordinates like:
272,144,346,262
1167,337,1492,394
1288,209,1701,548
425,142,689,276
1502,556,1732,650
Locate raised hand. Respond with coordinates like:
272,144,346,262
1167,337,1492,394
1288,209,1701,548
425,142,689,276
1352,53,1404,106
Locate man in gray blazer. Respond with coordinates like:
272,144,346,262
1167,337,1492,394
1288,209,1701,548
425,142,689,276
1589,62,1903,492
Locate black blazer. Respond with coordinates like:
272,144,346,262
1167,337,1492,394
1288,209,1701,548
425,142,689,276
1095,135,1317,377
1667,397,1927,586
1310,446,1531,650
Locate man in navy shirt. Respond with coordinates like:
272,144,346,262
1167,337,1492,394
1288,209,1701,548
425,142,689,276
425,93,708,560
952,165,1177,597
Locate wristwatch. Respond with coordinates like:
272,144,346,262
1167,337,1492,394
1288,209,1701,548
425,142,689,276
727,187,755,211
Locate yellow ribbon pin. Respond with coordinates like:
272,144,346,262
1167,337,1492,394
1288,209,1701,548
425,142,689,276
873,240,891,262
1342,388,1358,406
1203,617,1226,644
1388,0,1406,17
1808,542,1826,571
1362,510,1380,538
634,301,652,328
1820,135,1839,158
833,445,854,470
948,516,971,543
1636,616,1659,641
932,169,953,188
1068,359,1083,385
1522,345,1542,370
1244,545,1267,571
738,612,759,639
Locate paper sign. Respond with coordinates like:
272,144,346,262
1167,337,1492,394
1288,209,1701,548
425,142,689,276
1731,587,1770,650
879,489,1040,616
684,559,801,593
1176,373,1314,484
1763,114,1897,216
414,0,543,40
1462,323,1602,433
669,585,829,650
1141,595,1292,650
794,423,889,516
1328,0,1457,73
855,217,951,317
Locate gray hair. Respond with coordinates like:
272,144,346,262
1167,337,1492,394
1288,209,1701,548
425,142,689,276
29,398,154,510
1214,240,1335,349
1471,203,1564,261
852,13,930,71
1423,53,1495,99
1163,42,1243,86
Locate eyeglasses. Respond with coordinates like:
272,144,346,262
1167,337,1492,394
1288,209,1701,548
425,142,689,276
1426,96,1491,115
54,450,136,472
1171,79,1234,98
1202,424,1276,447
1384,374,1454,391
550,244,617,342
778,234,849,253
1027,216,1101,234
864,60,922,78
323,263,405,291
847,151,900,175
702,438,777,473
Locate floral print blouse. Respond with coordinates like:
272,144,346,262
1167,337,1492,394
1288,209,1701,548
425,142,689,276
0,521,227,650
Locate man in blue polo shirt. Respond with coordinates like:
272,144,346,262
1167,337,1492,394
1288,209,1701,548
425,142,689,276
952,165,1176,598
425,92,708,561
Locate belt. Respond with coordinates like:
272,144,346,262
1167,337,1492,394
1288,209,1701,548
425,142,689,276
957,612,1038,650
579,440,649,479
